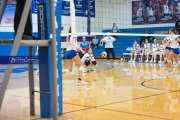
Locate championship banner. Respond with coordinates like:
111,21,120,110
62,0,95,17
85,0,95,17
75,0,85,16
132,1,146,25
62,1,70,16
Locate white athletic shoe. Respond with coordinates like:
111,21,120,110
165,69,173,74
78,79,87,86
114,60,118,65
158,61,162,64
145,60,148,63
35,69,39,74
154,60,156,63
150,59,153,63
129,59,132,63
90,67,96,71
132,59,135,63
173,63,178,68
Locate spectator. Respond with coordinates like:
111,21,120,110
111,23,120,39
129,41,140,63
175,17,180,34
91,35,99,49
79,36,90,58
14,0,37,40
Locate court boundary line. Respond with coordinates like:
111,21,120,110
63,90,179,120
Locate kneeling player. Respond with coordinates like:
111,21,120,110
81,48,98,72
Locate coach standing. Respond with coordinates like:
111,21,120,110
175,17,180,34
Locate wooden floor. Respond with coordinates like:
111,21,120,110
0,60,180,120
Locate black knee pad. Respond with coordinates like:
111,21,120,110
92,61,97,65
84,60,90,66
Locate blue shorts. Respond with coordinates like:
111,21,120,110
66,50,77,59
166,46,171,50
172,48,180,55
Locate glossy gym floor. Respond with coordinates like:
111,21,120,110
0,59,180,120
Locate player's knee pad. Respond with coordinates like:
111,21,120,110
167,59,171,63
65,69,70,73
84,60,90,66
92,61,97,65
79,66,84,71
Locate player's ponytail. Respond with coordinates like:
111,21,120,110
67,27,71,39
170,28,176,34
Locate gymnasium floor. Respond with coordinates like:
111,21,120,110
0,59,180,120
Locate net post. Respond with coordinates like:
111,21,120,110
28,46,35,116
49,0,58,119
87,0,91,35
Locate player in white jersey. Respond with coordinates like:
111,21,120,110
129,41,140,63
162,36,172,66
62,27,86,85
81,48,98,72
141,39,151,63
100,34,118,64
156,40,165,64
150,39,159,63
136,1,143,17
165,28,180,74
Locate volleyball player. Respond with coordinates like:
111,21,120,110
100,34,118,64
156,40,165,64
129,41,140,63
136,1,143,17
165,28,180,74
62,27,86,85
141,39,151,63
150,39,159,63
162,36,173,67
81,48,98,72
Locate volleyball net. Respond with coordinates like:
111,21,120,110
61,0,180,58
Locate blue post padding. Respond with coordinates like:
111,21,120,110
37,0,52,118
37,0,62,118
55,0,63,115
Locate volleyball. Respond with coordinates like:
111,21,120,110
101,52,107,58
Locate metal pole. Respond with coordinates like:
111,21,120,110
0,0,8,24
28,46,35,116
49,0,58,120
0,0,32,110
87,0,91,35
